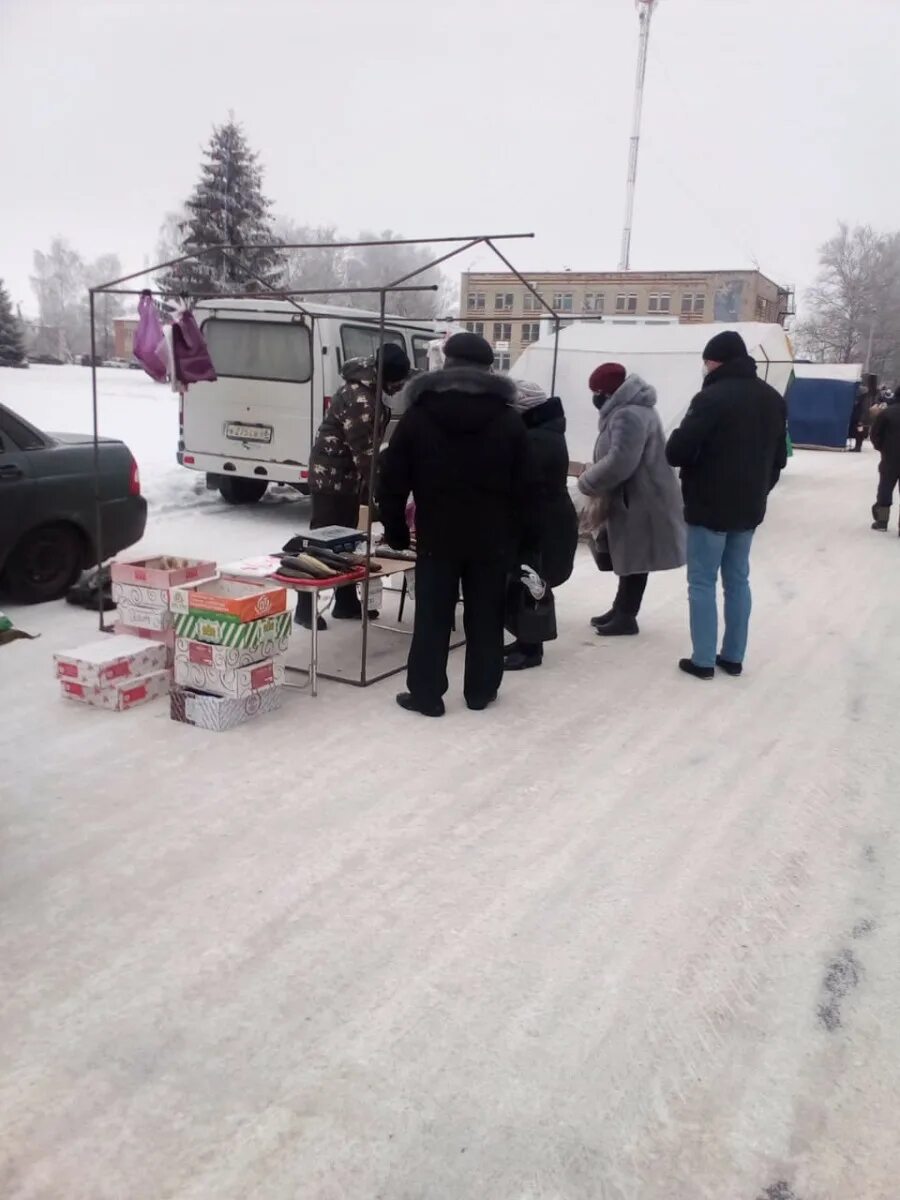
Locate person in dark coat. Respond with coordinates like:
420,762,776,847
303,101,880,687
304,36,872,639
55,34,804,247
578,363,686,637
503,380,578,670
299,344,410,626
378,332,533,716
869,387,900,532
848,384,871,452
666,330,787,680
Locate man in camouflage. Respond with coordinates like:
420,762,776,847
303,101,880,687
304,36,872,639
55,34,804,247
300,343,411,624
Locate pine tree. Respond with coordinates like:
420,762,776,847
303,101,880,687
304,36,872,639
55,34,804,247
159,118,283,296
0,279,27,367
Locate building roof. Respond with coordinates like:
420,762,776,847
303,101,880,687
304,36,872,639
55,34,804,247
462,268,783,286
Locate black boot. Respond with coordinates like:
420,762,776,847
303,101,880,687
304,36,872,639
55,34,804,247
595,612,639,637
504,648,543,671
679,658,714,680
590,609,615,630
871,504,890,531
295,593,327,631
396,693,445,718
716,655,743,677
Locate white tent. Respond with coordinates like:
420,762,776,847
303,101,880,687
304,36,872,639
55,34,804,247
512,321,795,465
794,362,862,383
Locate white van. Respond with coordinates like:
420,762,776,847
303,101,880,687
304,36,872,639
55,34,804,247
177,300,446,504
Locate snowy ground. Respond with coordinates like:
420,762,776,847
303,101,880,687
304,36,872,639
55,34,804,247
2,367,899,1199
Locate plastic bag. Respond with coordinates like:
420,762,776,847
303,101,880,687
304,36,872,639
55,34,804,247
172,310,217,386
132,291,169,382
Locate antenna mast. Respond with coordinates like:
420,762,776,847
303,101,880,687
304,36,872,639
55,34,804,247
619,0,659,271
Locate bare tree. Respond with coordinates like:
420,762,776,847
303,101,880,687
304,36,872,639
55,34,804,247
795,223,900,377
342,230,447,319
30,238,85,358
273,218,347,304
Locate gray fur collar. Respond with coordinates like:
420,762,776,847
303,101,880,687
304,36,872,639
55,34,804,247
405,366,518,407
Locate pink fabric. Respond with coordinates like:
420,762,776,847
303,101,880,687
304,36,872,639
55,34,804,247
172,310,217,386
132,292,169,382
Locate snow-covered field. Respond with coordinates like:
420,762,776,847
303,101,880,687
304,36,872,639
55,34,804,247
2,366,899,1199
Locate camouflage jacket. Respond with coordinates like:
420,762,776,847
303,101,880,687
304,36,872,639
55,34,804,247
309,358,387,498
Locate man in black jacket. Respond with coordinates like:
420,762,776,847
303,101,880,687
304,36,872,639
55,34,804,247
666,331,787,680
378,332,533,716
870,387,900,532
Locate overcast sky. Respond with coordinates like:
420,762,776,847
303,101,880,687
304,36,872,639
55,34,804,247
2,0,899,315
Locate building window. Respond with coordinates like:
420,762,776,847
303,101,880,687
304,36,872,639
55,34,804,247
552,292,574,312
584,292,605,313
523,291,544,312
494,352,511,372
648,293,671,313
466,292,485,312
682,293,705,316
465,321,485,336
615,294,638,314
521,323,541,344
492,322,512,342
494,292,514,311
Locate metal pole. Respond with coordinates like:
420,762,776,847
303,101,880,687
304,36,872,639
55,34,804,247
359,289,388,686
865,321,874,374
89,291,104,631
619,0,658,271
550,317,561,398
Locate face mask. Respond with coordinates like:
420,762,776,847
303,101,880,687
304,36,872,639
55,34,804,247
592,393,608,411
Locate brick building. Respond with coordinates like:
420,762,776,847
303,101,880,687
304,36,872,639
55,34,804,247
460,269,794,370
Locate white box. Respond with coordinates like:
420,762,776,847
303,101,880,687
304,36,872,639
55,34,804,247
170,683,283,731
173,653,284,699
54,636,168,688
116,601,174,632
174,634,290,673
60,669,171,711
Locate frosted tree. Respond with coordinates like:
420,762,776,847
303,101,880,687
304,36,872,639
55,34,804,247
158,118,283,296
342,230,449,319
30,238,86,358
0,279,27,367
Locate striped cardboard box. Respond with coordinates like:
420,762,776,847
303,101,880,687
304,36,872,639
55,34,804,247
172,609,293,650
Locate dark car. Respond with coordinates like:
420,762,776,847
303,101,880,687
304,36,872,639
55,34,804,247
0,403,147,603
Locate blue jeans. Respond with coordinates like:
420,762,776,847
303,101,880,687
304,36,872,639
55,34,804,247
686,525,755,669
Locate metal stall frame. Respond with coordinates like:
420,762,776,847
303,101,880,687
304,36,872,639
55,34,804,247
86,233,598,689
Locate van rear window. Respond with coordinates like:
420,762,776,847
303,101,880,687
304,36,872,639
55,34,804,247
204,319,312,383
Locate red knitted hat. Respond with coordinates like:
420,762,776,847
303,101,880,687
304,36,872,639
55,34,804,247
589,362,627,395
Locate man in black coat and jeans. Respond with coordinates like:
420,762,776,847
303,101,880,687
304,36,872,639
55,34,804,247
666,330,787,680
378,332,533,716
870,387,900,532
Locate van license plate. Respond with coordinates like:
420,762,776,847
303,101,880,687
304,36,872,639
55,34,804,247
225,422,273,444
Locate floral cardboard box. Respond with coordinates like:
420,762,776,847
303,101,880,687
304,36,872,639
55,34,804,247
172,609,292,651
112,581,173,610
174,632,290,673
173,652,284,699
61,669,171,711
115,600,174,632
54,635,168,688
170,577,287,623
114,622,175,648
170,682,283,732
111,555,216,590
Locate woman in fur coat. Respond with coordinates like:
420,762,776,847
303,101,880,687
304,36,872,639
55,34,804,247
578,362,685,636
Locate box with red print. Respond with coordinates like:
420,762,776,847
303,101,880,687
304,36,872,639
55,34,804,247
172,649,284,699
54,635,168,688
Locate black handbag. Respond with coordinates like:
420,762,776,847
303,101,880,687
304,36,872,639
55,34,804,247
505,579,558,643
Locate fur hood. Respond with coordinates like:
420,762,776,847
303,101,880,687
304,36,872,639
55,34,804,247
404,366,518,408
403,366,518,436
599,374,656,426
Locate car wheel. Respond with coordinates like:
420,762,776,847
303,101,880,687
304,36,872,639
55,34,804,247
218,477,268,505
3,523,84,604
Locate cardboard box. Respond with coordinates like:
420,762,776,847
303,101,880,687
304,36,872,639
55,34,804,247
172,609,293,650
111,580,172,609
170,683,283,731
174,633,290,673
61,669,171,711
170,577,288,623
115,600,174,632
114,622,176,648
111,555,216,589
173,652,284,699
54,636,169,688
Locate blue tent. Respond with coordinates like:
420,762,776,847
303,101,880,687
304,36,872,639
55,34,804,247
786,377,856,449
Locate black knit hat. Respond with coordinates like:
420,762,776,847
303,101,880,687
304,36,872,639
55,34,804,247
702,330,748,364
443,331,495,368
377,343,411,382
